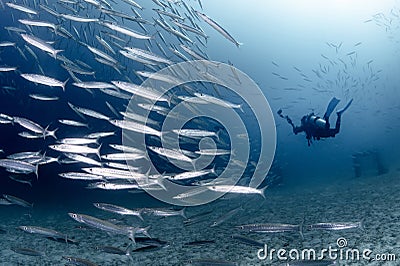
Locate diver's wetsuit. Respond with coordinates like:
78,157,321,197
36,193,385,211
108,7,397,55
278,97,352,146
291,113,342,146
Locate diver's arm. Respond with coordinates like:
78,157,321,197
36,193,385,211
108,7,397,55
277,109,301,134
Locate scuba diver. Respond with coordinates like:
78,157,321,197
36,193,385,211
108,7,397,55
277,97,353,146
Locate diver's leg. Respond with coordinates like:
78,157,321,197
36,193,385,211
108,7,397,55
333,113,341,134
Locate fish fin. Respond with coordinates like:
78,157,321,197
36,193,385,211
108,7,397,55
34,164,39,180
260,185,268,199
359,220,365,231
299,216,305,239
180,207,187,219
141,226,151,238
54,49,63,59
96,144,102,160
62,78,69,92
236,42,244,48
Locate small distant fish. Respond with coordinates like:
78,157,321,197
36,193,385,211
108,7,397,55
354,42,362,47
308,221,363,231
11,247,44,256
236,223,303,238
93,203,143,220
346,51,356,56
2,194,33,208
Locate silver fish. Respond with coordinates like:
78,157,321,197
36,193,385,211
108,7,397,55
0,160,38,179
3,194,33,207
93,203,143,220
20,74,68,91
195,11,242,47
20,34,63,59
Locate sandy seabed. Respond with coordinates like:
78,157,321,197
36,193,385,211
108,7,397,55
0,170,399,266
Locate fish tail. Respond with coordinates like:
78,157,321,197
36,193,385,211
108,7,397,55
236,42,243,48
140,225,151,238
96,144,102,160
180,207,187,219
299,219,304,239
260,185,268,199
62,78,69,92
34,163,39,180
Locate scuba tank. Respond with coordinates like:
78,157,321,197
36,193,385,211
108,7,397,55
309,115,327,128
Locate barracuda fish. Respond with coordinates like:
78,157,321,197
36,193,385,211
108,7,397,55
18,19,58,31
111,81,169,103
144,207,186,218
173,21,208,39
20,74,68,91
59,137,98,145
6,2,38,15
148,146,194,164
195,149,230,156
171,168,216,181
180,44,208,60
68,104,110,120
173,129,218,139
120,50,161,65
81,167,140,179
85,45,118,65
49,144,102,159
3,194,33,207
0,42,16,47
109,144,144,154
236,223,303,238
11,247,44,257
154,9,184,20
0,160,38,179
58,119,88,128
207,185,267,199
101,153,144,161
308,221,363,231
193,93,243,112
123,47,172,64
60,14,99,23
87,181,140,190
29,94,59,101
93,203,143,220
59,172,105,181
18,225,68,239
109,120,162,137
0,66,17,72
85,131,115,139
68,213,150,242
121,0,142,9
7,151,41,160
63,153,102,166
195,11,242,47
100,22,152,40
20,34,63,59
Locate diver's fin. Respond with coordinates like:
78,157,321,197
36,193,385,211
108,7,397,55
337,98,353,116
323,97,341,120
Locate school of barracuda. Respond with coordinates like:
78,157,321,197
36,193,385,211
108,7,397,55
0,0,363,264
